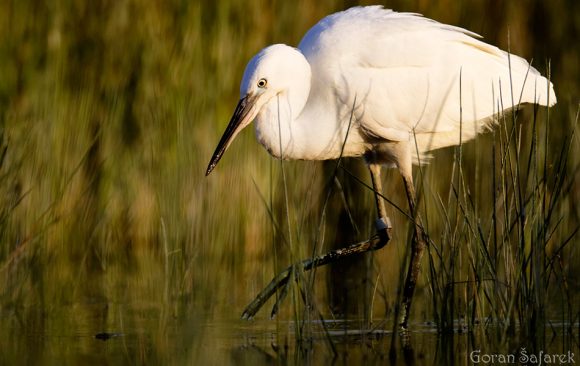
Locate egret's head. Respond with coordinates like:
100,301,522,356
206,44,311,175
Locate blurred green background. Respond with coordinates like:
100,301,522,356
0,0,578,364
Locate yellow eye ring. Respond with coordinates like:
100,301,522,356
257,78,267,88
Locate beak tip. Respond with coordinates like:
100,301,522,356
206,95,253,178
205,163,214,176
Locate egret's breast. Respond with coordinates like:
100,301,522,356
254,112,369,161
253,106,296,160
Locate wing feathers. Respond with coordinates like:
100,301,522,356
298,6,556,150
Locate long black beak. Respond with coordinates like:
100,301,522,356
206,94,256,176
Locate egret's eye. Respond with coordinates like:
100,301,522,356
257,78,267,88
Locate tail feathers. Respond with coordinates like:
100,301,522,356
509,54,556,107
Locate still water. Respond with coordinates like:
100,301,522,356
0,1,578,364
2,300,576,365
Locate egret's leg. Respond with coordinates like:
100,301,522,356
368,164,387,218
368,164,391,246
241,164,393,320
399,174,427,330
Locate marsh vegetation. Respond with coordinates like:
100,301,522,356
0,0,578,364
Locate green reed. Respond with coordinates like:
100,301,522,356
422,90,578,348
0,1,578,363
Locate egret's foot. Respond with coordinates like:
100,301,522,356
268,264,296,318
241,265,295,320
241,232,392,319
398,297,411,330
399,324,414,358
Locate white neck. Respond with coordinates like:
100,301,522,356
254,89,367,161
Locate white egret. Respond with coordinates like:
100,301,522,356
206,6,556,329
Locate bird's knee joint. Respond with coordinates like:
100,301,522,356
374,217,392,249
375,216,392,231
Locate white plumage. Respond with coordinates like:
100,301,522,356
206,6,556,181
206,6,557,329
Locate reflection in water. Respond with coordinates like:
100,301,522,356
2,300,577,365
0,0,578,364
